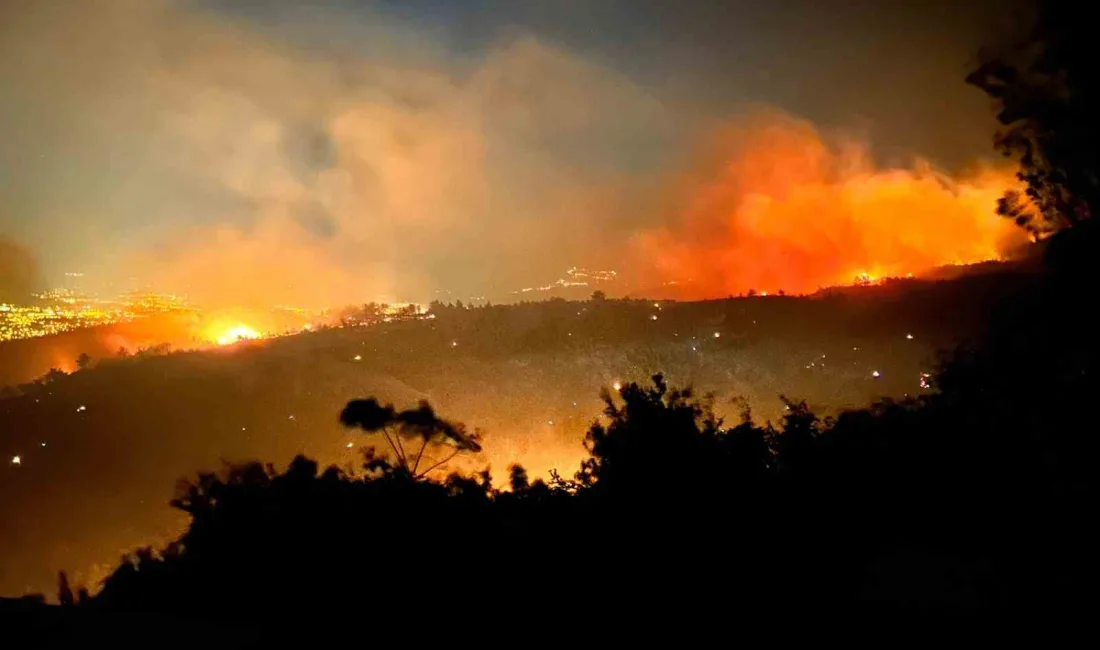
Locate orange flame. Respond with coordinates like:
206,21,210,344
635,112,1028,297
210,323,261,346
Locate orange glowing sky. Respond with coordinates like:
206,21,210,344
0,0,1025,307
634,112,1027,297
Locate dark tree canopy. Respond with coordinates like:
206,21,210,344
967,0,1098,237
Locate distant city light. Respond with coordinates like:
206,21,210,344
76,405,86,412
612,381,622,391
906,333,914,340
353,354,362,361
872,370,881,378
346,442,354,449
713,332,721,338
10,455,20,466
650,315,658,321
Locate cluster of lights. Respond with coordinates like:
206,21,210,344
1,290,192,342
515,267,618,294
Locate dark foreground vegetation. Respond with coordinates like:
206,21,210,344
4,0,1099,640
7,223,1097,634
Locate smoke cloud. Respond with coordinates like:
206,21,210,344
632,112,1027,296
2,0,672,307
1,0,1020,307
0,238,42,302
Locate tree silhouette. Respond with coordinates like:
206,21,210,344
75,353,93,371
578,374,774,502
967,1,1097,236
57,571,74,607
35,368,67,385
339,398,482,478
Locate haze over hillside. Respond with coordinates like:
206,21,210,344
0,267,1034,595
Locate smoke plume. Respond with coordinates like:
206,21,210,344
0,238,42,302
633,112,1027,296
1,1,1021,306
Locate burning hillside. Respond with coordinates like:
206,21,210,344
634,112,1029,298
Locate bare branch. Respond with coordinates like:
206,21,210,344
416,448,461,478
412,438,429,475
379,427,404,471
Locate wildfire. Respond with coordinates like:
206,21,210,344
214,324,261,346
635,111,1029,298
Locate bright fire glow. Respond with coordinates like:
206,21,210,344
215,324,261,346
636,111,1030,298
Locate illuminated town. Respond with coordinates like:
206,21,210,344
0,285,434,346
0,267,622,344
0,289,193,342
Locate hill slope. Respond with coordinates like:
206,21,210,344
0,267,1033,596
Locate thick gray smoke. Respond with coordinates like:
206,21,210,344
0,238,42,302
0,0,674,307
0,0,1012,306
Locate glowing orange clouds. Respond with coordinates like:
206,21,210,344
635,112,1028,297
